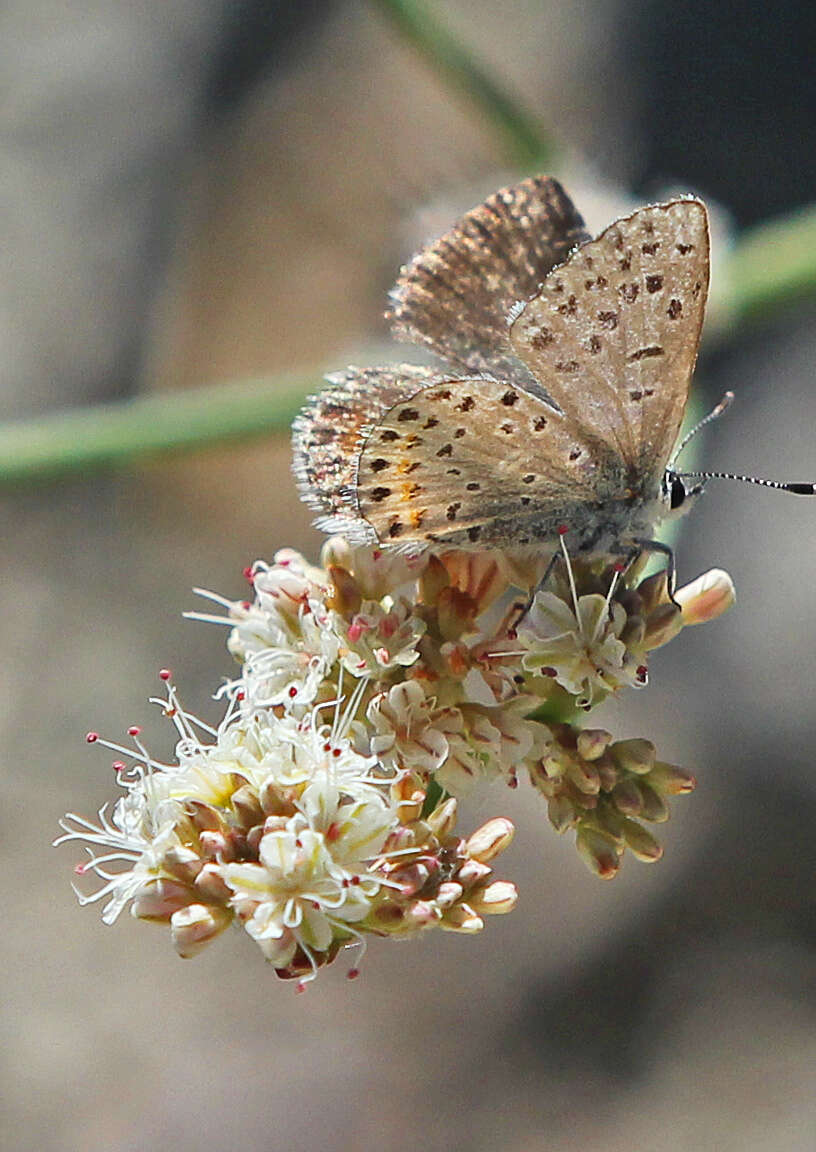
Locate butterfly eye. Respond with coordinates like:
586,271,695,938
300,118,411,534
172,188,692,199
669,475,687,510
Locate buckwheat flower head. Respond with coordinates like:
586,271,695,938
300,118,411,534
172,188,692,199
57,519,735,984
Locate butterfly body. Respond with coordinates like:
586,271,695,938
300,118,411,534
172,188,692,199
293,177,710,564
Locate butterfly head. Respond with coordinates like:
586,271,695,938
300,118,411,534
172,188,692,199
661,468,706,522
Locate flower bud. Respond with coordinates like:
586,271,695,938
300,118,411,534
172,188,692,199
611,778,644,816
426,797,458,839
675,568,735,626
441,903,483,933
171,903,232,958
195,862,232,902
132,879,193,921
576,728,613,761
464,817,515,862
620,818,663,862
576,824,621,879
469,880,518,915
435,881,464,908
649,762,696,795
163,844,203,883
636,781,669,823
455,859,493,887
547,794,575,832
611,738,656,775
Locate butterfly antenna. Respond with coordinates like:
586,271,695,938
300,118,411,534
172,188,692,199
669,390,735,469
677,471,816,495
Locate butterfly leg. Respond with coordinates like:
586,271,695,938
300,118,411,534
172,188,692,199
632,538,679,607
508,549,560,632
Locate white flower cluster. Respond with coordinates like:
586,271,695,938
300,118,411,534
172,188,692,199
56,537,734,984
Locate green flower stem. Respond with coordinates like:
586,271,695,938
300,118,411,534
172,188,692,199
371,0,555,169
0,376,310,487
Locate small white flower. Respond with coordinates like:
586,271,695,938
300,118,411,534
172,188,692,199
332,599,425,678
321,537,428,601
54,783,186,925
235,608,338,710
357,680,450,775
221,794,390,973
519,589,640,707
258,708,382,796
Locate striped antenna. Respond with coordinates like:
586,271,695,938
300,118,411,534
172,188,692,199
669,390,735,468
677,471,816,495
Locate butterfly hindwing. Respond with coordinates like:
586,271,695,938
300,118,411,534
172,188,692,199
292,364,437,540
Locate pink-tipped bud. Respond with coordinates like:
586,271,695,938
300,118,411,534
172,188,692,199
464,817,515,862
576,825,621,880
441,903,483,933
85,732,99,743
170,904,232,958
576,728,612,762
620,818,663,862
649,762,696,795
159,668,171,681
455,859,492,887
127,725,141,737
469,880,518,915
435,881,464,909
675,568,736,626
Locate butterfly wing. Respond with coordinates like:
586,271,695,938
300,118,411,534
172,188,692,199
292,364,437,540
509,199,710,490
354,377,604,549
388,176,590,394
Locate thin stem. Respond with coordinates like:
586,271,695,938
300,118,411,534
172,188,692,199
371,0,555,169
0,376,310,487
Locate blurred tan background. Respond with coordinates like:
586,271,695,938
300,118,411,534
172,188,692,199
3,2,816,1149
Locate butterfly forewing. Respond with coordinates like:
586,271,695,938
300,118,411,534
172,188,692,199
509,199,710,489
356,377,602,549
388,176,590,395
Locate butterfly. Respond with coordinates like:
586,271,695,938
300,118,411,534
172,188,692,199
292,175,811,562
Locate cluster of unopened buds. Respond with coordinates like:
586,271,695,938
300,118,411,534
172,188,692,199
56,534,734,987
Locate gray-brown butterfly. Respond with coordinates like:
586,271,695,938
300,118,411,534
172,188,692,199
292,176,814,562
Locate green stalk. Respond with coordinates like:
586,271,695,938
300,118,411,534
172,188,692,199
371,0,554,169
0,376,310,487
